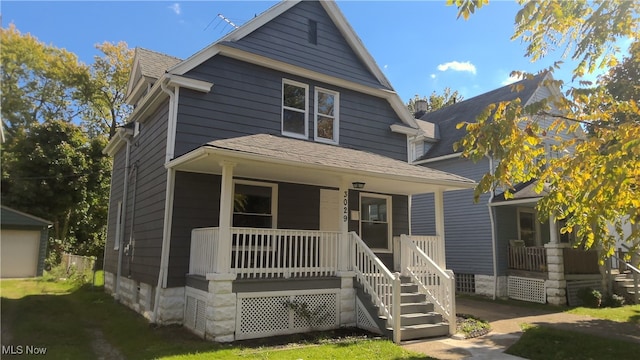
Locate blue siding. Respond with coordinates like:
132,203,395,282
177,55,407,161
412,157,494,275
227,1,386,90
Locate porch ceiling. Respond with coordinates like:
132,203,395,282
167,134,475,195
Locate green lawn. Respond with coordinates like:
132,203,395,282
566,304,640,324
0,276,432,360
506,325,640,360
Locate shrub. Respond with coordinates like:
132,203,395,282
604,293,625,308
577,287,602,308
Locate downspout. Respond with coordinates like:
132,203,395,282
486,155,498,300
127,163,138,276
152,80,177,323
115,134,133,300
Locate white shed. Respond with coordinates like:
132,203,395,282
1,206,51,278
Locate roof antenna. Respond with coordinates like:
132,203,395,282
217,13,239,29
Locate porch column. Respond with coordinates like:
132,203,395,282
549,212,559,244
338,178,350,272
545,212,567,305
434,189,446,266
215,161,235,274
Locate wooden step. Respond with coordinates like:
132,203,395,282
400,301,435,314
396,322,449,341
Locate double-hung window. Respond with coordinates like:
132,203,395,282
233,181,277,229
314,88,339,143
282,80,308,139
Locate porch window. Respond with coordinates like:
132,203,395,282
314,88,339,144
233,182,277,228
517,208,539,246
282,79,308,139
360,194,392,251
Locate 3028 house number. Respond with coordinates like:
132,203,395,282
343,191,348,223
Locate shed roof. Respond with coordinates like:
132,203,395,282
1,206,52,228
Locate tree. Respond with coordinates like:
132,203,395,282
81,41,134,138
1,121,111,259
449,0,639,257
407,88,464,115
0,24,90,137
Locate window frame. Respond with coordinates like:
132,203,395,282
281,79,309,140
232,180,278,229
517,207,540,246
314,87,339,144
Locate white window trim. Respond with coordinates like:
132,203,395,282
281,79,309,140
314,87,339,144
114,201,123,250
232,180,278,229
359,193,393,253
517,207,541,246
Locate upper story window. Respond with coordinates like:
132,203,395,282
282,79,309,139
314,88,339,144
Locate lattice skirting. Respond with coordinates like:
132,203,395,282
355,297,382,334
236,289,340,340
184,288,207,337
508,276,546,303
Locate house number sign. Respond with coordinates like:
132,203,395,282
343,190,348,223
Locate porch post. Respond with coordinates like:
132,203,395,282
215,161,235,274
434,189,446,266
338,178,350,272
549,212,559,244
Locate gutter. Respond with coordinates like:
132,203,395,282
412,152,462,165
115,132,133,300
486,155,498,300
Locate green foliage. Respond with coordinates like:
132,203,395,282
577,287,602,308
456,314,491,338
407,87,464,115
447,1,640,256
1,121,111,258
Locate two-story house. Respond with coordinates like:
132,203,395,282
410,73,601,306
102,0,474,343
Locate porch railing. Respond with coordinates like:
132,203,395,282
407,235,445,268
352,232,402,343
400,235,456,335
189,227,340,279
508,245,547,272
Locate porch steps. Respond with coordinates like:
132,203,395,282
356,277,449,341
613,270,639,304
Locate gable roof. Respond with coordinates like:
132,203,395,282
165,0,417,128
125,48,182,101
416,72,550,161
1,206,52,228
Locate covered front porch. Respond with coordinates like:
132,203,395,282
164,134,474,342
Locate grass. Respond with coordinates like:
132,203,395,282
566,304,640,324
506,325,640,360
1,275,433,360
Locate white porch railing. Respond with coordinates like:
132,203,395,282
189,227,340,279
190,227,220,275
400,234,456,335
408,235,445,268
352,232,402,344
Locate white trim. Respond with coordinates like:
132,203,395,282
166,74,214,92
232,179,279,229
359,193,393,252
114,201,123,250
412,152,462,165
314,87,339,144
517,207,541,246
281,79,309,139
489,197,542,207
390,123,421,136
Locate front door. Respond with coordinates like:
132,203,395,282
359,194,392,251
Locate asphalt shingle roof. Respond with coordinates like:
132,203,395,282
204,134,475,185
417,73,547,160
135,48,182,80
1,206,51,228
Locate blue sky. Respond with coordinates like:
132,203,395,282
1,1,624,102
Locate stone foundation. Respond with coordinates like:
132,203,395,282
545,243,568,306
475,275,507,298
205,273,236,342
338,272,356,327
156,287,185,324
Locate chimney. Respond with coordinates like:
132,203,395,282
414,99,428,113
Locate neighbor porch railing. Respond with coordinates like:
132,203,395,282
400,235,456,335
189,227,340,279
508,245,547,272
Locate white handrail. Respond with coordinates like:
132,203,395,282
408,235,445,268
611,253,640,304
351,232,402,343
401,234,456,335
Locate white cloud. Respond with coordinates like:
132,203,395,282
430,73,436,79
169,3,181,15
437,61,476,75
501,73,524,85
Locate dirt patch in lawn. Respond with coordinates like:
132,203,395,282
87,328,125,360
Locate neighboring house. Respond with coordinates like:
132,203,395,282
1,206,51,278
102,0,474,343
410,73,601,306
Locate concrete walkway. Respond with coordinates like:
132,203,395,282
402,296,640,359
